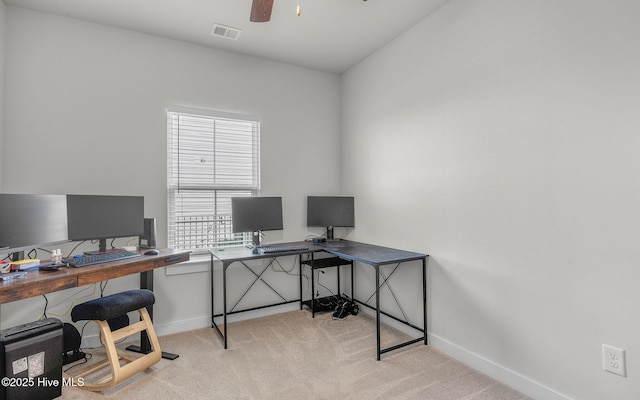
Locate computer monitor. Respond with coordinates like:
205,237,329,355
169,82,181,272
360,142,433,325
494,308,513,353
307,196,355,239
231,196,283,246
66,195,144,253
0,194,69,260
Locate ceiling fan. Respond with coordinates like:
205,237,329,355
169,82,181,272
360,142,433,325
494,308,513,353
250,0,368,23
250,0,275,22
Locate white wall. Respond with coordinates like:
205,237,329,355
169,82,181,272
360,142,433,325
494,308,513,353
342,1,640,399
0,0,5,191
1,7,341,332
5,2,639,399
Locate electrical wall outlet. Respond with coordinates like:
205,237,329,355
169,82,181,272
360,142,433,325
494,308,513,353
602,344,626,377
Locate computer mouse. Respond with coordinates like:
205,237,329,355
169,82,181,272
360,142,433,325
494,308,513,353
144,249,159,256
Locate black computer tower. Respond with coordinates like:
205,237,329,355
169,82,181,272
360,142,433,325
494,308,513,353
0,318,63,400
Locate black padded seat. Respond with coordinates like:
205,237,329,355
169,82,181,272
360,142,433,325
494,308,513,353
71,289,155,322
65,289,161,391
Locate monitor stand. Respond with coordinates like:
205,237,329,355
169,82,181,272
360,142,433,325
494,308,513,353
252,231,262,246
251,231,262,253
326,226,334,240
84,239,121,255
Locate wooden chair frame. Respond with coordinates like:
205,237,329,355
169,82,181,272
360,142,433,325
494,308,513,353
64,307,161,391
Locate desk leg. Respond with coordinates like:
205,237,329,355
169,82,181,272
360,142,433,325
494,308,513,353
376,267,381,361
423,257,428,346
337,262,341,299
223,264,228,349
211,253,215,330
210,257,228,348
299,256,303,310
311,255,316,318
350,261,354,299
126,270,179,360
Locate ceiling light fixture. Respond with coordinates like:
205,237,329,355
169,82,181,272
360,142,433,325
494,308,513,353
297,0,301,16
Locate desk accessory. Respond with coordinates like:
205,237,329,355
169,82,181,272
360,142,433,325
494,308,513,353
10,259,40,271
139,218,157,248
0,262,11,273
0,271,26,281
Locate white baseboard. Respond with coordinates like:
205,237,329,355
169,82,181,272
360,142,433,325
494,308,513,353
428,334,571,400
79,303,300,348
341,307,570,400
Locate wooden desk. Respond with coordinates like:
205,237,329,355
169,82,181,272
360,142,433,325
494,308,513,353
0,249,190,357
0,249,189,304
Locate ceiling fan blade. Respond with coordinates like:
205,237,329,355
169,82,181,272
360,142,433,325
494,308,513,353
250,0,274,22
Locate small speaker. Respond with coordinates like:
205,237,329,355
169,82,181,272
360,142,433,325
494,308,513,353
139,218,157,249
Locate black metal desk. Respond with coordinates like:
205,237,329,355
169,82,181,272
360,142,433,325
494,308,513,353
320,241,428,360
209,240,428,360
208,242,320,350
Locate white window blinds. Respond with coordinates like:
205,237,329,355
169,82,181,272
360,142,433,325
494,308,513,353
167,107,260,253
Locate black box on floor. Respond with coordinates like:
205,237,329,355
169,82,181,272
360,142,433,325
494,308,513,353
302,295,342,313
0,318,63,400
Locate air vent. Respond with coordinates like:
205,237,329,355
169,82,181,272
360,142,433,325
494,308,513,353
210,23,242,41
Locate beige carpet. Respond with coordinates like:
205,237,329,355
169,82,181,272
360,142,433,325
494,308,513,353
59,310,531,399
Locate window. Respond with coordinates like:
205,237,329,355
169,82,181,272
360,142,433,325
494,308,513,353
167,106,260,253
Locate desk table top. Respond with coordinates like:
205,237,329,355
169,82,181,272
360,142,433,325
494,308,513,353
321,241,428,267
0,249,190,304
210,240,428,268
209,241,322,265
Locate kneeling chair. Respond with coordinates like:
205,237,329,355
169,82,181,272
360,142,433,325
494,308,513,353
65,289,161,391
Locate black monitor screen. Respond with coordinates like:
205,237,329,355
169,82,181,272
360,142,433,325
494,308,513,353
0,194,69,254
307,196,355,228
232,197,283,233
66,195,144,243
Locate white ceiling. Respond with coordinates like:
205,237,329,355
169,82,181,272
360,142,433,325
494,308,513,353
3,0,449,74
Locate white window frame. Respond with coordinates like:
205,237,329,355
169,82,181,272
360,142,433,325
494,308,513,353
167,106,260,254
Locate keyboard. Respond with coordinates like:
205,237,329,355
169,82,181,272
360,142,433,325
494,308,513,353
257,244,309,254
64,250,141,267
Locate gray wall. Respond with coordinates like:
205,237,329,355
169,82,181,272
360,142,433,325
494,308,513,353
341,1,640,399
1,7,342,333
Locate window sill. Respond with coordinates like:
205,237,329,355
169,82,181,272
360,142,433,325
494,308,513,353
165,253,211,276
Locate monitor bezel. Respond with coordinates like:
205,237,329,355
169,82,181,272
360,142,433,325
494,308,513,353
306,196,355,228
66,194,145,243
231,196,284,234
0,194,70,255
